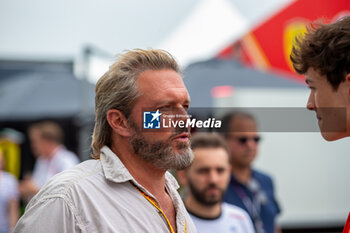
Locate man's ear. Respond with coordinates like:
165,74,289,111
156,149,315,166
176,170,188,186
346,73,350,96
107,109,131,137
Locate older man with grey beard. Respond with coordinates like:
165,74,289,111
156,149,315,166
14,49,197,233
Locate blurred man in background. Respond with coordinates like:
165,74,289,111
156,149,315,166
221,112,281,233
178,132,255,233
0,151,19,233
19,121,79,201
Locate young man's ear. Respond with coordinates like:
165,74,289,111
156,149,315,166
107,109,131,137
346,73,350,96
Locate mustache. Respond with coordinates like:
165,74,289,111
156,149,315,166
204,183,222,191
169,126,190,139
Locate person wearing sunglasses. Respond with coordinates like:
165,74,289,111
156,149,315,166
220,112,281,233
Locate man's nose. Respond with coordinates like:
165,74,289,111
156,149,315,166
246,139,258,149
208,171,219,183
306,93,315,111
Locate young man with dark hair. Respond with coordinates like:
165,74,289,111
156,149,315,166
290,15,350,233
290,16,350,141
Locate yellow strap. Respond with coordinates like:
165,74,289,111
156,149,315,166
133,183,187,233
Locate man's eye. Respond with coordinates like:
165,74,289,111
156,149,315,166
160,106,171,110
217,168,225,173
197,168,209,174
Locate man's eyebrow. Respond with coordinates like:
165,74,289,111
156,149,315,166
196,166,210,171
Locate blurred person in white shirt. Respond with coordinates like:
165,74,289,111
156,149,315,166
19,121,79,201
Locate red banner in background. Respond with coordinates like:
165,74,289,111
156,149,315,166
344,213,350,233
218,0,350,82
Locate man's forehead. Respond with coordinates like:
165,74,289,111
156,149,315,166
193,164,227,170
228,132,258,137
192,160,227,169
230,117,257,132
137,69,183,83
192,148,229,164
139,71,189,96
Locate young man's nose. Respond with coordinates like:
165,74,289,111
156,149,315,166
306,93,315,111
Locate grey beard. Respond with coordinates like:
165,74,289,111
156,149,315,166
129,132,193,170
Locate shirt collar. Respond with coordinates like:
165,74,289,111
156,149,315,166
165,171,180,190
100,146,133,183
100,145,179,190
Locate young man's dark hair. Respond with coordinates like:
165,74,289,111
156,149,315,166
290,16,350,90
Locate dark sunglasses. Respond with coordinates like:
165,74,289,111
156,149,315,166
236,136,261,144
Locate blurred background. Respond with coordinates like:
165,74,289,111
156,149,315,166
0,0,349,232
